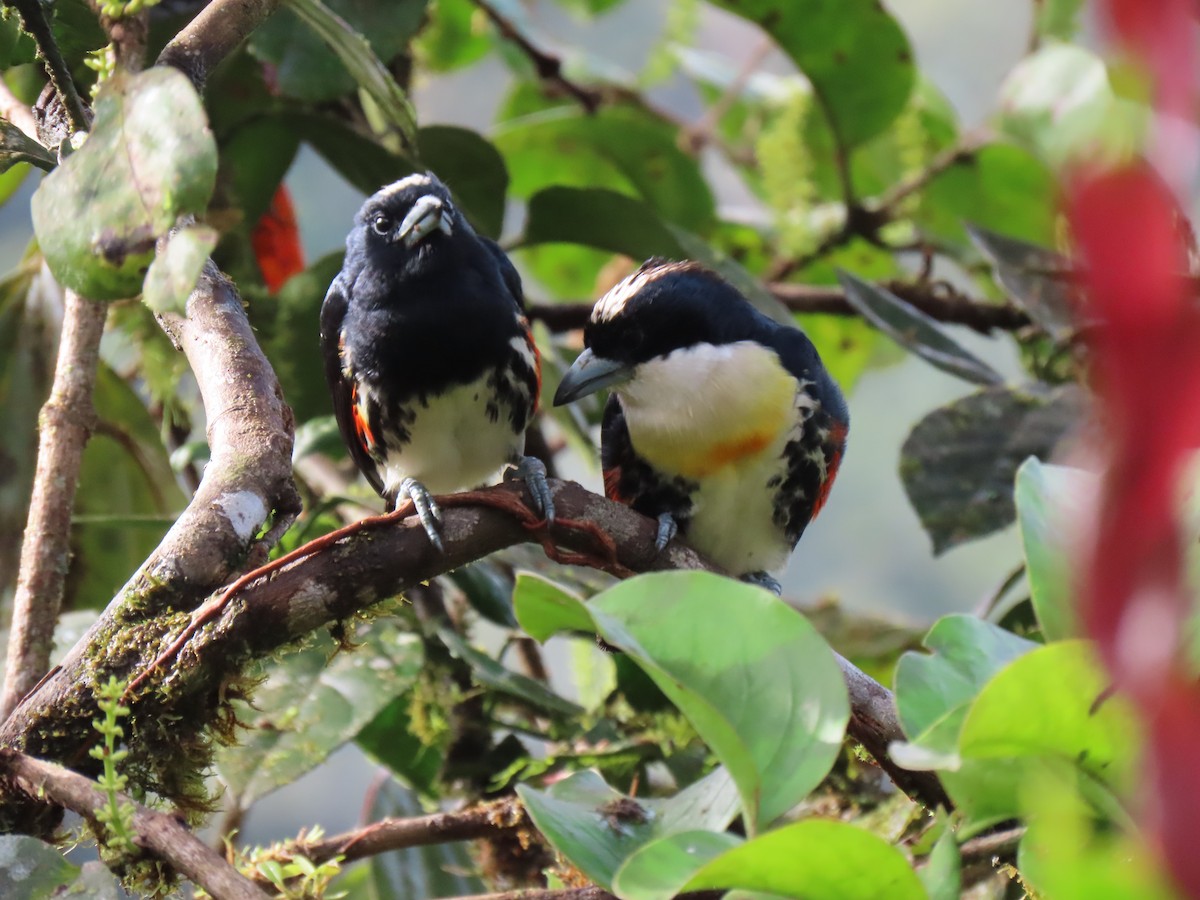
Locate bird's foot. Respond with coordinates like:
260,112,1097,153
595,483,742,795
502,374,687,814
655,512,678,552
398,477,444,552
742,571,782,595
512,455,556,524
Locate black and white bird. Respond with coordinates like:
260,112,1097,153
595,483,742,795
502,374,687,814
320,173,553,548
553,259,848,592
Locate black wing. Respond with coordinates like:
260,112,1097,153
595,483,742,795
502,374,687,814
600,395,695,528
320,275,386,497
481,236,526,312
764,326,850,545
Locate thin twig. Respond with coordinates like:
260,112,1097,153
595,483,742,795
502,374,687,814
470,0,602,113
681,37,773,153
157,0,285,91
0,748,270,900
1,292,107,720
302,796,527,864
3,0,90,132
529,279,1031,336
769,133,984,280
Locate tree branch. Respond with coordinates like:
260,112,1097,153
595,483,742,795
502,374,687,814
1,292,107,720
301,796,527,865
156,0,285,91
0,261,299,835
2,0,89,133
470,0,602,113
529,279,1030,336
0,748,270,900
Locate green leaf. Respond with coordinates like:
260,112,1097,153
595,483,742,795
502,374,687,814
356,694,444,796
612,831,743,900
710,0,914,148
0,835,79,897
998,44,1147,170
414,0,493,71
220,117,302,226
918,144,1056,249
968,225,1076,341
1014,459,1093,640
416,126,508,238
447,561,518,629
31,68,217,300
216,623,423,806
1036,0,1084,38
618,819,926,900
71,366,187,608
959,641,1139,794
284,0,420,150
837,271,1001,386
253,251,345,423
918,829,961,900
366,778,485,897
437,626,583,717
899,384,1082,555
496,106,715,228
894,614,1038,742
141,226,217,314
517,766,741,891
522,186,684,259
516,571,849,832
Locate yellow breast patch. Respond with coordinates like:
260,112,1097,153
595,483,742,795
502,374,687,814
618,340,797,481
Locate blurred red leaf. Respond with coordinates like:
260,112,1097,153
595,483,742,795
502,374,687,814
252,185,306,293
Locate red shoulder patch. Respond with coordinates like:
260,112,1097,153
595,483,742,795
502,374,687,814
603,466,626,504
810,419,848,519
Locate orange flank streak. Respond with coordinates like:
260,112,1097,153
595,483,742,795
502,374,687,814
700,431,774,475
350,383,377,452
810,420,849,518
524,321,542,414
603,467,625,504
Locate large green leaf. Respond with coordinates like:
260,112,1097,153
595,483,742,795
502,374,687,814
517,767,741,891
215,623,423,806
615,819,926,900
249,0,426,105
31,68,217,300
141,225,218,315
416,126,508,238
1014,459,1093,640
516,571,849,833
522,186,685,259
998,44,1146,170
837,271,1002,386
969,225,1076,341
496,106,715,228
899,384,1082,555
894,614,1037,742
710,0,914,148
71,365,187,609
958,641,1137,793
917,144,1056,249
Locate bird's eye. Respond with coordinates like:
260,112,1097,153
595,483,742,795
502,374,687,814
371,214,392,236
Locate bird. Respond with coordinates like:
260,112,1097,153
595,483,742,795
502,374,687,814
320,172,554,549
553,258,848,593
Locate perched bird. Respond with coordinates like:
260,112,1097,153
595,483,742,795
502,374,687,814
553,259,848,592
320,173,553,548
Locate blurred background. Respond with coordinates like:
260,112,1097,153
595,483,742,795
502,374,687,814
0,0,1082,851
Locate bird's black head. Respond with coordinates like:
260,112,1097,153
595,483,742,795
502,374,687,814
554,259,769,404
351,172,473,280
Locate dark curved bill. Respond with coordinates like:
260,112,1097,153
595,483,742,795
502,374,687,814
552,348,633,405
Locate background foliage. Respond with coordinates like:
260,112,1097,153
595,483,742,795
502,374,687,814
0,0,1193,898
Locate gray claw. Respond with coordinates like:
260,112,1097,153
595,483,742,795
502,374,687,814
742,571,782,595
514,456,555,524
399,477,444,551
655,512,678,552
